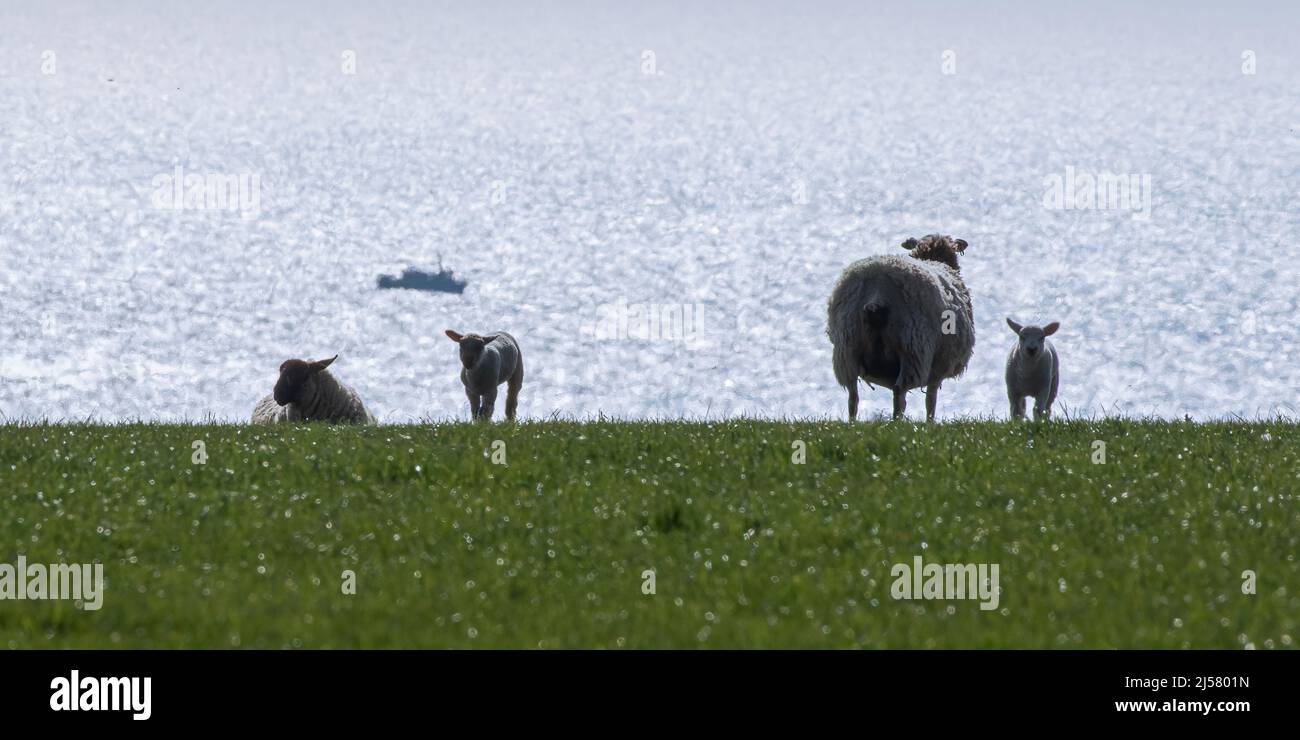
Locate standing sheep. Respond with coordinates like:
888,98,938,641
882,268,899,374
445,330,523,421
1004,318,1060,420
826,234,975,421
251,355,376,424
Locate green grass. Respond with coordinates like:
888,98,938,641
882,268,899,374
0,420,1295,648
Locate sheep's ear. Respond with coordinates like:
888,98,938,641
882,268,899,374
480,334,499,344
445,330,464,343
954,238,968,252
1043,322,1060,336
311,355,338,372
1006,318,1024,335
901,238,919,250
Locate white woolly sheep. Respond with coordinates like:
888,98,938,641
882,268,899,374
826,234,975,421
251,355,376,424
1005,318,1060,420
444,330,523,421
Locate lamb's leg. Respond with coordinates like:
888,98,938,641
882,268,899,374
505,358,523,421
504,386,519,421
465,387,480,420
1047,365,1059,418
1034,394,1050,421
479,386,498,422
1010,395,1025,419
925,381,940,422
847,383,859,421
892,386,907,420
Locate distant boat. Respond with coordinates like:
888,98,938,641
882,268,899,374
376,267,467,294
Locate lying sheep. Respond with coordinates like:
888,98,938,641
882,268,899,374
826,234,975,421
251,355,376,424
1005,318,1060,420
445,330,523,421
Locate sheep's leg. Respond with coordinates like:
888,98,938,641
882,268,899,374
892,386,907,420
479,386,498,422
925,381,940,422
847,382,859,421
890,356,909,420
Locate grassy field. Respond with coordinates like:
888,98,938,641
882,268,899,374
0,420,1295,648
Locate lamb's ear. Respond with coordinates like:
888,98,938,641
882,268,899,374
954,238,968,252
480,334,500,344
445,330,464,342
1006,318,1024,335
311,355,338,372
901,238,919,250
1042,322,1060,336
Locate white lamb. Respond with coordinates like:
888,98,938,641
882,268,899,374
251,355,376,424
1004,318,1060,420
445,330,523,421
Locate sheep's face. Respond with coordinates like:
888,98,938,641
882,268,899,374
445,330,499,369
902,234,968,271
273,355,337,406
1007,319,1059,360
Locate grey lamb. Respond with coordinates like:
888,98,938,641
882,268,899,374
251,355,376,424
826,234,975,421
445,330,524,421
1004,318,1060,420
